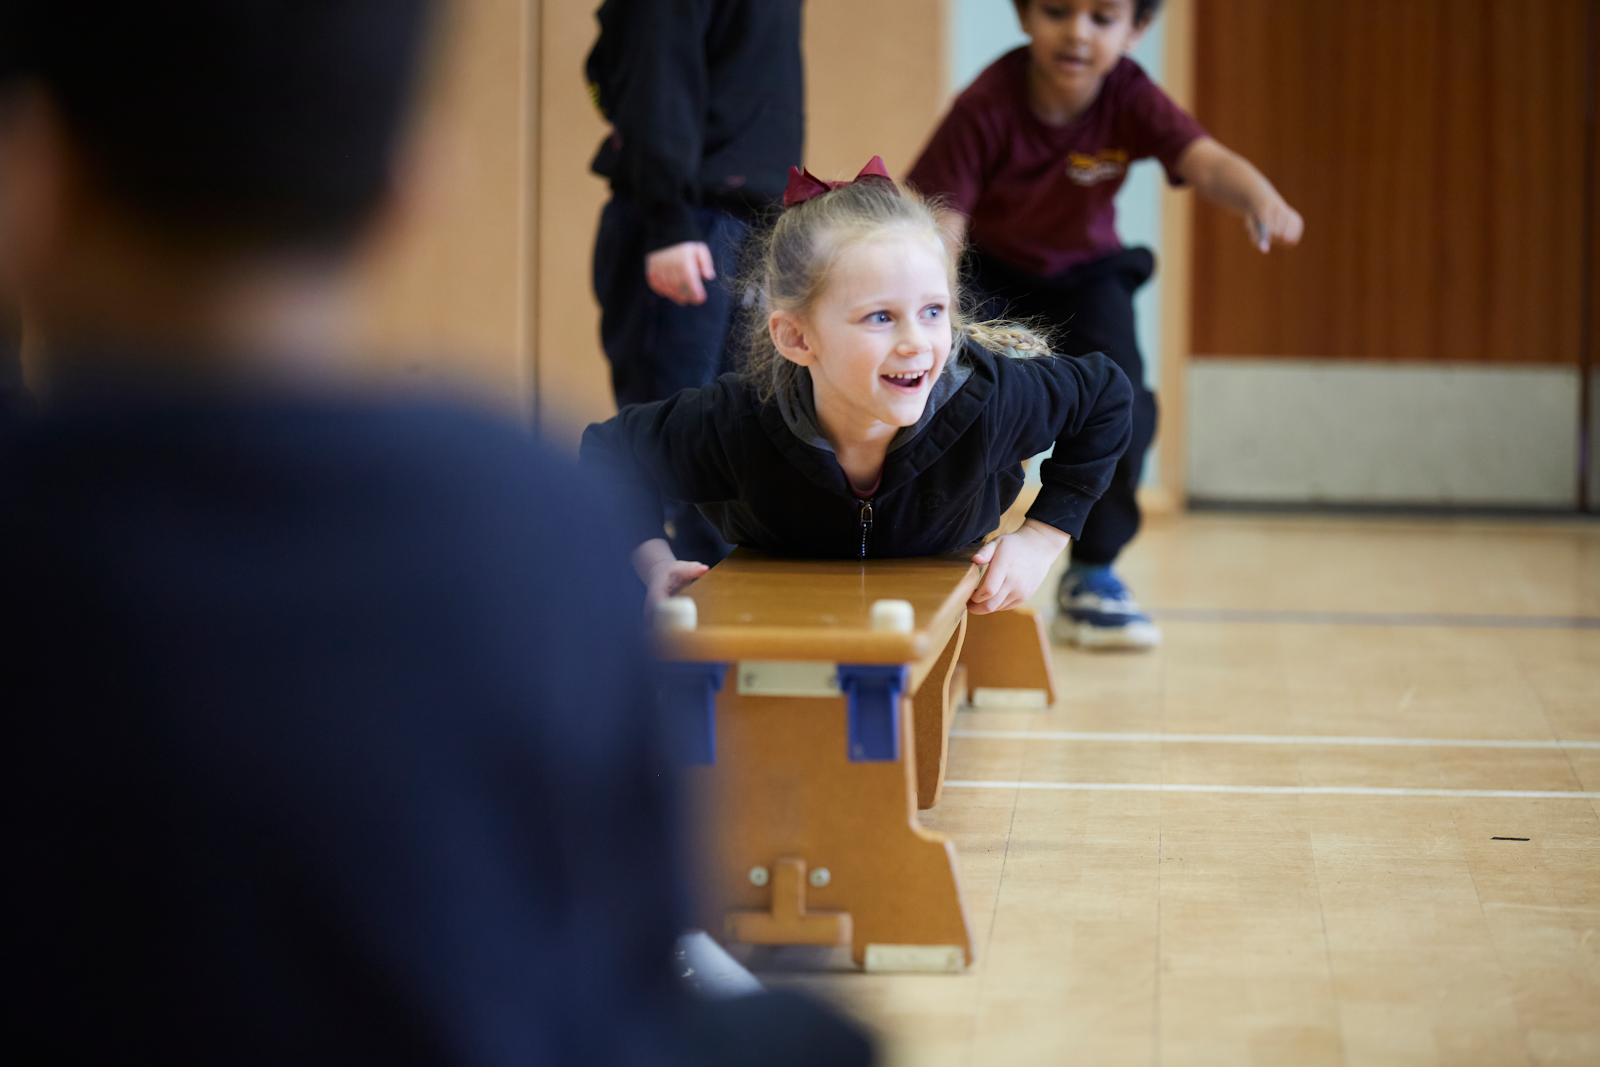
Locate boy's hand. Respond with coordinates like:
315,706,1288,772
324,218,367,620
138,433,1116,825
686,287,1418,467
967,519,1071,615
646,241,716,306
1245,194,1304,252
1176,138,1305,253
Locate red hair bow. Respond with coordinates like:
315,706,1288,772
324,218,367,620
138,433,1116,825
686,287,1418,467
782,155,897,209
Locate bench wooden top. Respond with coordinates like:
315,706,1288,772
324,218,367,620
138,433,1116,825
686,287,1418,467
656,549,981,666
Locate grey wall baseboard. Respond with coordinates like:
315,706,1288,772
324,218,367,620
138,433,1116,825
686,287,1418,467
1588,371,1598,512
1187,359,1581,508
1187,498,1595,520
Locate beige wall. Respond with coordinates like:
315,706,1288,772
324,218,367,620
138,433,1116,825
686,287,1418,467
347,0,614,450
349,0,618,448
803,0,948,180
352,0,953,449
349,0,536,415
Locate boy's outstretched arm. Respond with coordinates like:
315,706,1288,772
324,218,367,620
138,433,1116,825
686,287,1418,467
1176,137,1304,252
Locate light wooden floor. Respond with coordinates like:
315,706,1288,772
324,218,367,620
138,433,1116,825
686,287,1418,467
749,513,1600,1067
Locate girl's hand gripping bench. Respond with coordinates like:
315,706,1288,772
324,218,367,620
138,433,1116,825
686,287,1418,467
653,549,1054,972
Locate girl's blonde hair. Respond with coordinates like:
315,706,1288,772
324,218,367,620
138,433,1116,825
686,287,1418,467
739,176,1053,403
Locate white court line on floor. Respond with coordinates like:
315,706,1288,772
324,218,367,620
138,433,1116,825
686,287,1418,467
950,730,1600,750
1146,608,1600,629
942,780,1600,800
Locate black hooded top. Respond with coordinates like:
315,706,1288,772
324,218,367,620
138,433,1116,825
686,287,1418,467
585,0,805,252
580,341,1134,560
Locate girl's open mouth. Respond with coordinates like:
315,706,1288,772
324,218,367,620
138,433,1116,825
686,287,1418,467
881,370,928,393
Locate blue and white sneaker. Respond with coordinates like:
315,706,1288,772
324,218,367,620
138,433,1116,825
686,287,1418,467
1051,565,1162,650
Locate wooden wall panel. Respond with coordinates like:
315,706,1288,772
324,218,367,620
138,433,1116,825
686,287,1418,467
342,0,617,449
348,0,534,410
804,0,948,180
1192,0,1587,363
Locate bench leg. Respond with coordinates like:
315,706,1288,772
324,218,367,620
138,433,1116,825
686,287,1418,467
725,856,852,946
695,685,974,968
957,606,1057,704
912,613,966,810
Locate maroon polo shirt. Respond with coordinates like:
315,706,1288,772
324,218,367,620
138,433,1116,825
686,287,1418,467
909,51,1206,277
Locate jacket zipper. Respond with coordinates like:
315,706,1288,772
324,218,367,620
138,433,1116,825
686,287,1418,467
858,498,874,560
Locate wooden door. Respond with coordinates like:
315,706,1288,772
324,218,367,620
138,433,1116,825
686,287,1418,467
1191,0,1589,365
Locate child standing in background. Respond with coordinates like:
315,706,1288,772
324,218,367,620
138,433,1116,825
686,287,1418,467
909,0,1303,649
586,0,804,568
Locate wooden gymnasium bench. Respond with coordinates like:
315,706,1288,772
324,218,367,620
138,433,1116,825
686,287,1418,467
653,549,1055,972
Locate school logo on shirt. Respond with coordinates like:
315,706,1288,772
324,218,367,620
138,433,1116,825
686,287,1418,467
1066,149,1129,186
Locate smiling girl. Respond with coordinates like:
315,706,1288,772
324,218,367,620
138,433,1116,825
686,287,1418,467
580,158,1133,614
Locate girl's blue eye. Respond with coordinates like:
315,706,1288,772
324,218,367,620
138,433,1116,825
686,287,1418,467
923,305,945,320
868,311,891,324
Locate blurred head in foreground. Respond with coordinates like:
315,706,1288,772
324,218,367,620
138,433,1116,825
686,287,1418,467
0,0,427,372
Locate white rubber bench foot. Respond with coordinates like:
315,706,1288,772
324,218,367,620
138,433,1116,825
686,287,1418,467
863,943,965,973
869,598,914,633
656,595,698,632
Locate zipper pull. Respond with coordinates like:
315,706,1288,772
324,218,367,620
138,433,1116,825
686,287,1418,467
858,498,874,560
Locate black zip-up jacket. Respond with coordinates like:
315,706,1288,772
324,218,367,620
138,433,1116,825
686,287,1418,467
585,0,804,252
580,343,1134,559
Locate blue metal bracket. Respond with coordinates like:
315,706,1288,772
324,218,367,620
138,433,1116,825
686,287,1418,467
656,662,727,765
837,664,910,762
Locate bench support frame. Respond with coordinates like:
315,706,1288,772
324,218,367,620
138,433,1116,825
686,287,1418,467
687,624,975,967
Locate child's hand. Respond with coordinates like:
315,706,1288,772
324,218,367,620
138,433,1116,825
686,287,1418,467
632,537,710,610
644,558,709,610
1245,194,1304,252
968,519,1071,615
1176,138,1304,253
645,240,716,306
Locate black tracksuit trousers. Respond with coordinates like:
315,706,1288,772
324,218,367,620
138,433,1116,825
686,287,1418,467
592,195,750,566
969,246,1158,566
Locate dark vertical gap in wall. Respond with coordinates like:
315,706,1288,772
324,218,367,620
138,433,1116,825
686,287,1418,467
1581,0,1597,510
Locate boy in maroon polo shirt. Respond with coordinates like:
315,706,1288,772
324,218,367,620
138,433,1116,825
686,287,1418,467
910,0,1302,649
